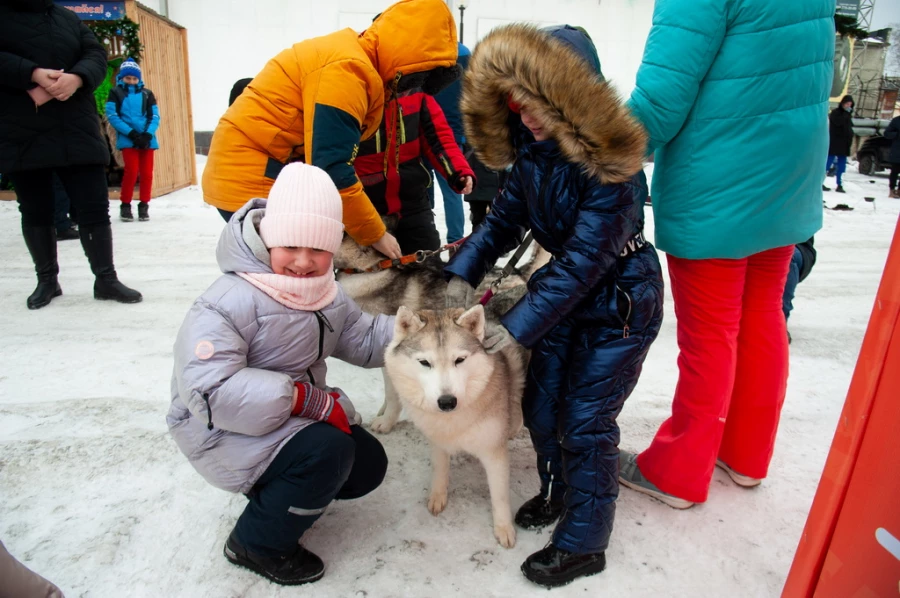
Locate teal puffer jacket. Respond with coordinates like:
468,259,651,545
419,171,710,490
628,0,834,259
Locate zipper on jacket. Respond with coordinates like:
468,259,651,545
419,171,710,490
313,311,333,360
616,284,633,339
420,161,433,187
398,103,406,145
202,392,214,430
536,158,556,206
307,368,316,386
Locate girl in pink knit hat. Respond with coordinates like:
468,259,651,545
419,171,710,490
168,163,395,586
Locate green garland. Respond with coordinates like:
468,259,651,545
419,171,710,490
86,17,143,62
93,61,120,116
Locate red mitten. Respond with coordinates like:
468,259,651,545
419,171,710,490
292,383,351,435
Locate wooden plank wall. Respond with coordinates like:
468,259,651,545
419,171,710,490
125,1,196,198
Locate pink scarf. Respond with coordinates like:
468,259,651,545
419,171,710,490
238,270,338,312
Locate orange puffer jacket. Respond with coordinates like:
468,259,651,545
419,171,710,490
202,0,458,245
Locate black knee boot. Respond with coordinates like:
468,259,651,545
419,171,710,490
79,224,142,303
21,225,62,310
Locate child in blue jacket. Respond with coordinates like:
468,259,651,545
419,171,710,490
106,58,160,222
445,24,663,588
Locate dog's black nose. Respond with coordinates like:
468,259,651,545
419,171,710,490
437,395,457,412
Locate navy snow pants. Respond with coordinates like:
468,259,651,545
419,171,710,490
523,304,662,554
233,423,388,557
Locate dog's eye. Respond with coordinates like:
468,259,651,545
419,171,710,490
455,357,466,365
418,359,431,368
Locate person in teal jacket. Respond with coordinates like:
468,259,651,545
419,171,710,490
617,0,834,509
106,58,160,222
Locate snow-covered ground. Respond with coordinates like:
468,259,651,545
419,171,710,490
1,158,896,597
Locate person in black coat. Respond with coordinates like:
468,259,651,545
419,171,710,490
823,95,854,194
0,0,141,309
883,115,900,198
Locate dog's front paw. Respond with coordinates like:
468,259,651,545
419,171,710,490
370,414,396,434
427,491,448,515
494,522,516,548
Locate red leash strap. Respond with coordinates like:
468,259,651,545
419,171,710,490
339,237,469,275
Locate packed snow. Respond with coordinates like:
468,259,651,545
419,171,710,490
0,157,896,597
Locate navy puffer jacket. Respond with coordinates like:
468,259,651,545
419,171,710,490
446,25,660,349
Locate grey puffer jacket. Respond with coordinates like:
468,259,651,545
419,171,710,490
167,199,394,494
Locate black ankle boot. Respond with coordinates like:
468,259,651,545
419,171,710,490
224,532,324,586
138,202,149,221
515,494,564,529
79,224,142,303
22,225,62,310
521,544,606,588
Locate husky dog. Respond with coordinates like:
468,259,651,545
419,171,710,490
334,232,547,316
384,305,527,548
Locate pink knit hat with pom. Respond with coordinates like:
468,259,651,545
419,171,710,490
259,163,344,254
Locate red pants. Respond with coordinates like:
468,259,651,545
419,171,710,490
120,148,155,204
637,246,794,503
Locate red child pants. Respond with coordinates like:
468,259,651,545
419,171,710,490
120,148,155,204
636,246,794,503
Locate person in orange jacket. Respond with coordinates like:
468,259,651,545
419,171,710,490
202,0,459,259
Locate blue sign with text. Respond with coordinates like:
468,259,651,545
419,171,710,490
55,2,126,20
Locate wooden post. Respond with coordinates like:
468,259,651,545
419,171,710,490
181,27,197,186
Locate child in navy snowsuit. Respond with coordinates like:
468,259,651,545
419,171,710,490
106,57,159,222
444,24,663,587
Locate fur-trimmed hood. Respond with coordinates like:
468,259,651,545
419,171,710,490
461,24,646,183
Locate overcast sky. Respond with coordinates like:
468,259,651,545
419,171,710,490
871,0,899,30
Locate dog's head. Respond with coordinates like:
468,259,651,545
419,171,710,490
385,305,495,414
333,215,400,271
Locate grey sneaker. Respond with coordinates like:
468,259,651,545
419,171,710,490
715,459,762,488
618,451,694,509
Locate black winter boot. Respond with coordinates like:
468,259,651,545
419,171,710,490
22,226,62,310
521,544,606,588
79,224,142,303
515,494,564,529
120,203,133,222
224,531,324,586
138,201,149,221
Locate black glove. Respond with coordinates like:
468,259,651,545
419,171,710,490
137,132,153,148
126,130,141,144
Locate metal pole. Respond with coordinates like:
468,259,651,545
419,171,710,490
458,3,466,45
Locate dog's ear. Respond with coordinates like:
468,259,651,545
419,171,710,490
455,304,485,342
395,306,425,338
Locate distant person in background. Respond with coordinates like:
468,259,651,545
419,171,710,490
53,173,80,240
0,0,142,309
823,95,854,194
883,114,900,199
620,0,832,509
429,42,471,243
782,237,817,343
106,57,160,222
228,77,252,107
464,148,508,229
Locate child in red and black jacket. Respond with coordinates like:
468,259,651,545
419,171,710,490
354,83,475,255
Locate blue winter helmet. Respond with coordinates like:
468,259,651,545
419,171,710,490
118,57,142,80
543,25,604,81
